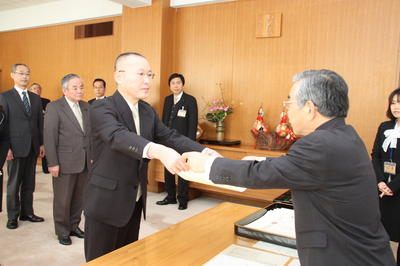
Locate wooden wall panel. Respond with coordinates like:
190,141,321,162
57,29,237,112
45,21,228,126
0,16,122,101
173,0,400,151
304,0,400,151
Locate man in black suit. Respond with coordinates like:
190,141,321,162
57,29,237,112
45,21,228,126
156,73,198,210
183,69,396,266
84,52,218,261
88,78,106,104
0,64,45,229
29,83,50,174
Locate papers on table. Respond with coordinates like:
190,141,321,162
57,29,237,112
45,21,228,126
203,244,292,266
253,241,298,258
245,208,295,238
178,170,246,192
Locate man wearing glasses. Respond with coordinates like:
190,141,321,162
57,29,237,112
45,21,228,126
0,64,45,230
84,52,219,261
183,70,396,266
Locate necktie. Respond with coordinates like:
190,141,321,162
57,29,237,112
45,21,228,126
131,104,142,201
174,96,178,105
22,91,30,113
72,103,84,131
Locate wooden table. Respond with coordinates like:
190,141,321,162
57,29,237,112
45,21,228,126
85,202,264,266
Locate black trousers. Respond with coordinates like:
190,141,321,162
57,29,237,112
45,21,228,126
6,149,37,219
84,197,143,262
164,168,189,203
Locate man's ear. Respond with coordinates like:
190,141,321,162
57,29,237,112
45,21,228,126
114,71,122,84
305,100,317,120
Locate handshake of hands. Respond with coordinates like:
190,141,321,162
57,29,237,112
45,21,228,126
147,143,222,175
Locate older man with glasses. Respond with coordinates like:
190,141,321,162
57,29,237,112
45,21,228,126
183,69,396,266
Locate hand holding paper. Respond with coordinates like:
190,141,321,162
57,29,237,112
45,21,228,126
148,143,189,174
182,151,209,173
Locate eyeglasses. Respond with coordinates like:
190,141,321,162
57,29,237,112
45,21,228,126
14,72,30,76
283,99,297,109
118,70,155,80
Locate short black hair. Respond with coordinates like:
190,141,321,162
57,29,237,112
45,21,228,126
386,88,400,121
114,52,145,71
93,78,106,88
168,73,185,86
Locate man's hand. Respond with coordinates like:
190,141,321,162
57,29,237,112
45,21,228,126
378,181,393,197
39,145,45,158
182,152,210,173
147,143,189,174
6,149,13,161
49,165,60,177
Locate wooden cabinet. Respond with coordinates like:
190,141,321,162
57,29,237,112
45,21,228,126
147,144,288,207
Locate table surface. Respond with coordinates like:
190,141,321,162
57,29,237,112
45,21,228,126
85,202,263,266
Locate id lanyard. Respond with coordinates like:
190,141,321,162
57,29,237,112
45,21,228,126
388,148,395,183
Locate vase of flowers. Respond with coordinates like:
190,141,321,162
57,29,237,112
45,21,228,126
205,98,233,141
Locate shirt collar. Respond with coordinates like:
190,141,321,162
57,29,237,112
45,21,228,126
96,96,106,100
14,86,28,96
174,92,183,103
64,96,79,109
121,95,139,112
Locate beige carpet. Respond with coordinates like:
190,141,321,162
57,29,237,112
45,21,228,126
0,167,223,266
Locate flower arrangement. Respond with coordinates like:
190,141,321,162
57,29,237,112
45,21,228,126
205,99,233,123
205,83,234,123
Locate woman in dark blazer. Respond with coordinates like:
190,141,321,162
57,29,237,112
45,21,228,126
372,87,400,265
156,73,198,210
0,104,10,212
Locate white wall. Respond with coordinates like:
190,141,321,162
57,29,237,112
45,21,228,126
0,0,123,32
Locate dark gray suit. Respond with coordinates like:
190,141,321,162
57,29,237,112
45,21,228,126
210,118,395,266
84,91,204,261
0,88,43,219
44,97,90,237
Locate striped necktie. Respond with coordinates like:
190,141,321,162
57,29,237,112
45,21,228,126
22,91,30,113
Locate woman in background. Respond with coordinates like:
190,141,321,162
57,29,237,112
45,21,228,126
372,88,400,265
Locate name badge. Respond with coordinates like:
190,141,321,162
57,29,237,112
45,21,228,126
384,161,396,175
178,107,187,117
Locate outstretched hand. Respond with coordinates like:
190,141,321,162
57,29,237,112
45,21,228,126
148,143,189,174
182,152,210,173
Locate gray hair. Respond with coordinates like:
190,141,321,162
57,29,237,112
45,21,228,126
11,63,29,72
114,52,145,71
292,69,349,118
61,74,80,89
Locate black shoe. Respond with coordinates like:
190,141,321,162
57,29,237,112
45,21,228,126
178,202,187,210
156,197,177,205
43,170,50,174
70,227,84,238
58,235,72,245
6,219,18,229
20,214,44,222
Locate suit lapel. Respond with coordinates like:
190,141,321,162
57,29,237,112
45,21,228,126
138,100,152,140
113,91,135,132
79,101,89,134
10,89,30,117
60,97,83,133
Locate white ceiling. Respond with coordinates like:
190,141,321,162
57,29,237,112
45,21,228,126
0,0,62,11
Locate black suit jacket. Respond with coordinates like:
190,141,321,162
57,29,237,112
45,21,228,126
84,91,204,227
88,97,106,105
162,92,198,140
41,97,50,111
210,118,395,266
0,88,43,157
